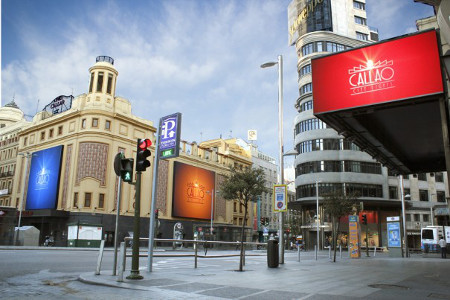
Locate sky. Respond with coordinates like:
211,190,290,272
1,0,435,183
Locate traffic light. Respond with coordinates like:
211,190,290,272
362,214,367,225
136,138,152,172
154,209,159,219
120,158,134,183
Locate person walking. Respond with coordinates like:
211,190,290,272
438,236,447,259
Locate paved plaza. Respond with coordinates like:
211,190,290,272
79,249,450,299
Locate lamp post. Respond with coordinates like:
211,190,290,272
261,55,284,264
14,152,32,246
315,180,321,260
399,174,409,257
206,189,215,236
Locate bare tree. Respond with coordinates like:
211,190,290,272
219,167,267,271
322,190,358,262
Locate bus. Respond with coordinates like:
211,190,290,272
421,226,450,252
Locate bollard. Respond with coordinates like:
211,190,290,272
339,244,342,259
328,246,331,259
315,245,317,260
297,245,301,262
95,240,105,275
373,246,377,257
117,242,126,282
194,240,198,268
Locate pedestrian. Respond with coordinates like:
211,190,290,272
438,236,447,259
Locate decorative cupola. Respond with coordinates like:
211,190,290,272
87,56,118,105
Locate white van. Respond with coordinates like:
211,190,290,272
421,226,450,252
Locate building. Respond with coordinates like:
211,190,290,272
289,0,450,250
3,56,254,246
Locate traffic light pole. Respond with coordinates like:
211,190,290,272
127,172,143,280
147,125,160,273
112,175,122,276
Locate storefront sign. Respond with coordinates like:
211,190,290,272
312,30,443,115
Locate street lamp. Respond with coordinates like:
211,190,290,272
206,189,215,236
14,152,33,246
399,174,409,258
261,55,284,264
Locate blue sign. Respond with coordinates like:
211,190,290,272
158,113,181,159
26,146,63,210
349,215,359,223
387,222,401,248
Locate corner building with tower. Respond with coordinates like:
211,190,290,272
1,56,255,247
288,0,448,250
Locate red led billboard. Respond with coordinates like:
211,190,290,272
172,162,215,220
312,30,444,115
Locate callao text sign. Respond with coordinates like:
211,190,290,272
158,113,182,159
273,184,287,212
312,30,443,115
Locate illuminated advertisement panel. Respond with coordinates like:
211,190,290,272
172,162,215,220
312,30,444,115
288,0,332,45
25,146,63,210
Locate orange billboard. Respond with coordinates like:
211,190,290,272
172,162,215,220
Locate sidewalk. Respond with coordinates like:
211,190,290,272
79,250,450,299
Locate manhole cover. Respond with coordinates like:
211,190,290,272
368,284,410,290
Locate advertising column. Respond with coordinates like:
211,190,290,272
349,215,361,258
387,216,402,257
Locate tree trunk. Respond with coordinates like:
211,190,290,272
239,200,248,271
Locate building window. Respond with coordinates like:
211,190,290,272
418,173,427,181
354,16,367,25
89,73,94,93
96,72,104,92
389,186,398,199
353,1,365,10
423,214,429,222
92,118,99,128
81,119,86,129
84,192,92,207
105,120,111,130
98,193,105,209
299,100,313,112
437,191,446,202
23,137,28,146
299,64,311,78
419,190,429,202
414,214,420,222
406,214,411,222
58,126,63,135
49,129,54,138
435,172,444,182
356,31,369,41
40,131,45,141
106,73,113,94
74,192,78,208
300,83,312,96
404,188,411,199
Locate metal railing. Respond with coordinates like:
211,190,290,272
115,237,267,282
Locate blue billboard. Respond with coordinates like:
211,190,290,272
25,145,63,210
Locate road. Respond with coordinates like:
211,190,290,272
1,248,450,299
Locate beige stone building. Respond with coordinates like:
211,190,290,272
2,56,254,246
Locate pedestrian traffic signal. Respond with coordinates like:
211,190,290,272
362,214,367,225
120,158,134,183
136,138,152,172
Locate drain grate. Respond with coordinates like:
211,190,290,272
368,284,410,290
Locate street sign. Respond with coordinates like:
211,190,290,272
273,184,287,212
158,113,182,159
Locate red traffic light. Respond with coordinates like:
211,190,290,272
139,138,152,150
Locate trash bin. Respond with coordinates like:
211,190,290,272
267,239,279,268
